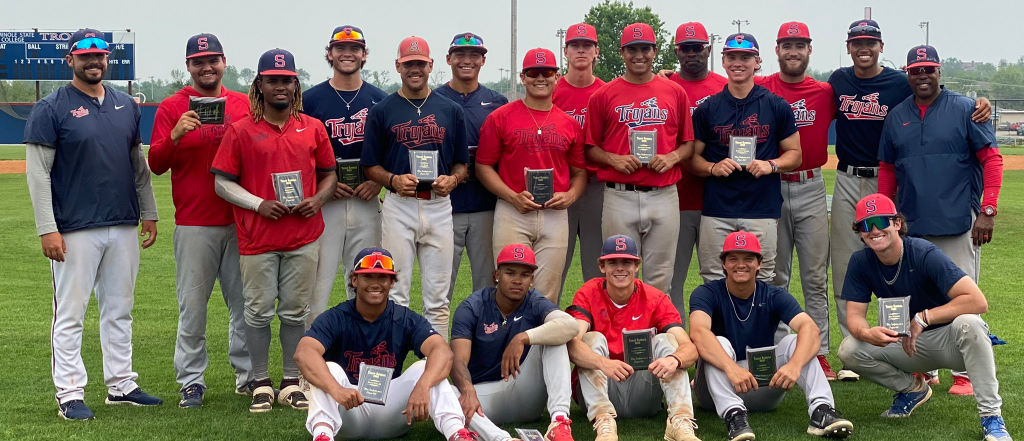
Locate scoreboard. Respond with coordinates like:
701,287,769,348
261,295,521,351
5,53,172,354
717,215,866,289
0,30,135,81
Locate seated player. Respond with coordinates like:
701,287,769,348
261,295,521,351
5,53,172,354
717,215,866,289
689,231,852,440
295,248,475,441
450,243,579,441
567,235,701,441
838,194,1011,441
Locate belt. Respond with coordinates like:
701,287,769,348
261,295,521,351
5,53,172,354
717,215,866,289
390,190,436,200
838,163,879,178
606,182,666,192
781,168,820,183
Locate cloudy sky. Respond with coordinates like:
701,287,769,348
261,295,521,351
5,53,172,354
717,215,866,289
5,0,1021,84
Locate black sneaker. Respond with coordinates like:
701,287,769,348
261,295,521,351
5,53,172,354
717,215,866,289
178,384,205,408
278,378,308,410
58,400,95,420
235,380,255,396
725,408,755,441
807,404,853,438
249,379,275,413
105,388,163,406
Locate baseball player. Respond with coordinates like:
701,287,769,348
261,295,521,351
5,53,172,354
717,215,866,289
476,48,587,303
211,48,337,413
303,25,387,325
754,22,836,379
434,32,508,301
361,36,469,336
149,33,254,407
296,248,475,441
553,23,606,301
690,232,852,440
567,235,700,441
837,194,1011,441
686,33,801,283
26,28,162,420
585,23,694,294
449,244,578,441
661,21,728,320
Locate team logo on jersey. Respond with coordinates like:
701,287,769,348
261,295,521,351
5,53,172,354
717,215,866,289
614,97,669,129
393,114,447,148
199,113,232,141
484,322,498,334
689,94,713,115
325,108,369,145
565,108,586,128
712,113,771,144
838,92,889,121
70,106,89,118
513,124,570,153
344,341,397,379
790,99,816,128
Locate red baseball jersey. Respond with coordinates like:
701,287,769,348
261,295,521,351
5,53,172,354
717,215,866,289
211,114,335,255
476,100,585,194
567,278,683,361
553,76,606,174
756,74,835,171
666,72,728,211
149,86,250,226
585,76,693,187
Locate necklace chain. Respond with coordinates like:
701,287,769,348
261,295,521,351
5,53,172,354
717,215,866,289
331,79,362,110
525,102,551,135
399,89,431,116
726,282,757,322
883,248,904,286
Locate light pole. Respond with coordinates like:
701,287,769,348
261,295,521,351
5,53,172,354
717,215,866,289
732,20,749,33
498,68,509,94
510,0,518,96
148,75,154,99
556,29,567,72
919,21,930,45
708,33,722,73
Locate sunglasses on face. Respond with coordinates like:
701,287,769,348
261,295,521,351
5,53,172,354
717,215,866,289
854,216,894,233
524,69,557,78
906,66,938,75
332,29,363,42
678,43,708,53
74,37,109,51
357,253,395,271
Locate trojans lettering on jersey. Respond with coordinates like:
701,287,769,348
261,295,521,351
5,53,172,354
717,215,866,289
615,96,669,128
392,114,447,148
343,341,397,379
838,92,889,120
713,113,772,144
790,99,817,128
324,108,368,145
511,123,571,153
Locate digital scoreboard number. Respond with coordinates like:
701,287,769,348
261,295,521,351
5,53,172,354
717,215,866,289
0,30,135,81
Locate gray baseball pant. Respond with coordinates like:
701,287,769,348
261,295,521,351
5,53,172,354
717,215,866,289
492,200,569,304
669,210,701,323
698,217,778,283
309,196,382,327
449,210,496,302
830,172,877,340
838,314,1002,417
561,176,605,301
602,185,680,294
172,224,252,391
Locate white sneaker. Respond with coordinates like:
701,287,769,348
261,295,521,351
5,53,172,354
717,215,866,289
837,369,860,382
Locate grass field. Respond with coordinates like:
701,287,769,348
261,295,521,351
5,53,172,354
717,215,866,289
1,167,1022,441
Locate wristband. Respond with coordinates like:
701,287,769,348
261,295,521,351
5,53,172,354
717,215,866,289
768,159,778,173
914,313,928,329
388,173,396,191
668,354,684,369
922,309,931,326
709,162,717,176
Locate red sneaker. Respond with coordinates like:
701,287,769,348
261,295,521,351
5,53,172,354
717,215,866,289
818,355,838,381
313,434,331,441
545,415,575,441
949,375,974,396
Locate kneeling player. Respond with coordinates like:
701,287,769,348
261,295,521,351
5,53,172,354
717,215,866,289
838,194,1011,441
450,243,578,441
296,248,474,441
567,235,701,441
689,232,852,440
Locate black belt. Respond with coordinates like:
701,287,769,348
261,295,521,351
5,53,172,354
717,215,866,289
606,182,658,192
838,163,879,178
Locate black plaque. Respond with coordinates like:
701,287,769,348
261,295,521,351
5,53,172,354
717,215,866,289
630,130,657,164
525,168,554,206
188,96,226,124
515,429,546,441
746,345,777,388
467,146,479,182
879,296,911,337
410,150,439,183
336,158,365,189
623,327,655,370
729,136,756,169
271,171,303,207
357,363,394,406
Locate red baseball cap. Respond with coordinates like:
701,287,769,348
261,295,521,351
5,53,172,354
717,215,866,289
496,244,538,269
566,23,597,44
777,22,812,42
675,22,709,45
523,48,558,71
856,193,898,223
621,23,656,48
720,231,762,259
397,36,431,63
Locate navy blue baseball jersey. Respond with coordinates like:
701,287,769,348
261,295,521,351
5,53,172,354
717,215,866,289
23,84,142,233
692,85,798,219
302,80,388,160
689,279,803,361
879,89,995,237
305,299,438,384
360,91,470,178
450,287,559,383
842,237,966,331
829,66,912,168
434,83,507,213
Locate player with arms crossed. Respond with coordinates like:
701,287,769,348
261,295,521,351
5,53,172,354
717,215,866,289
296,248,474,441
837,194,1011,441
211,49,337,413
450,244,578,441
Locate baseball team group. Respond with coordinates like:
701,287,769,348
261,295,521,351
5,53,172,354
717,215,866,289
24,14,1010,441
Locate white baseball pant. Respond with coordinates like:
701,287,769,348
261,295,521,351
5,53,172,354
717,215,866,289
697,217,778,283
492,200,569,304
309,196,382,327
602,185,680,294
560,176,605,301
449,210,496,301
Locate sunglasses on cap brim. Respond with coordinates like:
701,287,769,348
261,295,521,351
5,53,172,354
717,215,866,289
452,36,483,47
73,37,110,52
848,25,881,34
523,69,557,78
906,66,939,75
853,216,895,233
356,253,395,271
331,30,364,43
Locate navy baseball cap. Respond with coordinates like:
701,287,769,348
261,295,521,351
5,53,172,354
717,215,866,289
600,235,640,261
330,25,366,47
847,19,882,42
186,33,224,59
449,32,487,54
906,45,941,69
68,28,110,55
353,247,396,275
722,33,759,54
257,48,298,76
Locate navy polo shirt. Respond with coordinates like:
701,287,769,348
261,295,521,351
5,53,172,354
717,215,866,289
693,85,797,219
842,237,966,331
434,83,507,213
305,299,438,384
360,91,470,178
302,80,388,160
690,279,803,361
23,84,142,233
829,67,912,168
879,89,995,237
450,287,558,384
